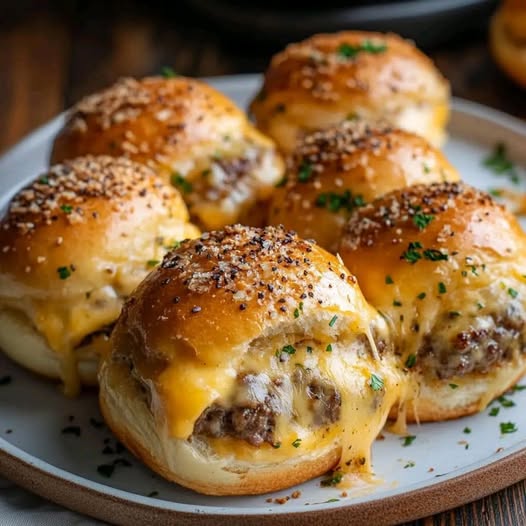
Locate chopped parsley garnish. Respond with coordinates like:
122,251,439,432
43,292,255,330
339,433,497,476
448,311,461,318
146,260,160,268
417,292,426,300
0,375,12,386
298,161,313,182
329,315,338,327
165,241,181,250
325,498,340,503
489,189,502,197
170,173,192,194
413,212,435,230
326,344,333,352
272,442,281,449
401,241,423,264
423,249,448,261
321,471,343,486
292,438,302,448
306,346,313,353
161,66,178,78
338,40,387,58
423,163,431,174
402,435,416,447
438,282,447,294
498,396,515,408
463,427,471,434
508,288,519,299
315,190,365,213
405,354,416,369
294,308,300,319
281,345,296,355
489,407,500,417
61,426,81,437
483,143,519,184
57,266,72,280
500,422,518,434
370,373,384,391
513,384,526,391
449,383,458,389
393,300,402,307
60,204,73,214
38,176,49,185
477,302,484,310
404,460,415,469
385,275,394,285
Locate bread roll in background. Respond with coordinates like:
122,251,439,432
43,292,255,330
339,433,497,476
51,76,284,230
250,31,450,153
0,155,199,396
339,182,526,422
99,224,407,495
267,120,459,253
491,0,526,88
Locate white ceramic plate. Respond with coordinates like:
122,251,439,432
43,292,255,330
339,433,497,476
1,74,526,526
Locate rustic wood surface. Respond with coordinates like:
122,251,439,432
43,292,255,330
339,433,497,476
1,2,525,525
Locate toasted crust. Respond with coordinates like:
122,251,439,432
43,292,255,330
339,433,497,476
51,76,284,230
267,121,459,252
491,1,526,88
0,156,199,394
99,357,341,496
250,31,450,151
340,182,526,422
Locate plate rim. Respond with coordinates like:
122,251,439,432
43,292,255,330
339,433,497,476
2,73,526,524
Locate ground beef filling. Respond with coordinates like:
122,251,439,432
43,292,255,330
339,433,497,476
419,308,526,379
193,370,341,446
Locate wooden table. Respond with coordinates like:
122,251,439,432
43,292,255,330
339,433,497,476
1,2,525,525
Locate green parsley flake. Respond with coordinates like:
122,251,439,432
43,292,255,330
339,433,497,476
489,407,500,417
271,442,281,449
401,241,423,264
170,173,192,194
385,275,394,285
402,435,416,447
463,427,471,434
275,177,288,188
60,204,73,214
57,266,72,280
423,249,448,261
315,190,365,213
292,438,302,448
370,373,384,391
338,40,387,58
483,143,519,184
498,396,515,408
513,384,526,391
320,471,344,487
326,344,333,352
449,311,461,318
417,292,426,300
404,460,415,469
294,308,300,319
508,288,519,299
500,422,518,434
281,345,296,355
39,176,49,185
449,383,458,389
298,161,313,182
146,260,160,268
306,346,313,353
413,212,435,230
329,315,338,327
405,354,416,369
438,282,447,294
161,66,178,78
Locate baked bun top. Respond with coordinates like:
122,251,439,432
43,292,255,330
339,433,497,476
339,182,526,384
51,77,284,230
0,156,199,393
254,31,448,106
110,224,397,443
268,121,459,252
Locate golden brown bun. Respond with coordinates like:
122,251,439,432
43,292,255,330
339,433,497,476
51,76,284,230
491,0,526,88
0,155,199,395
267,121,459,253
339,182,526,422
99,224,406,495
250,31,450,152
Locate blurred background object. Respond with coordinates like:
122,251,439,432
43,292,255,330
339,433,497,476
0,0,523,153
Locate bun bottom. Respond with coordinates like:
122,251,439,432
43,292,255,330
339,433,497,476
0,309,98,386
391,358,526,423
99,358,341,496
491,11,526,88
